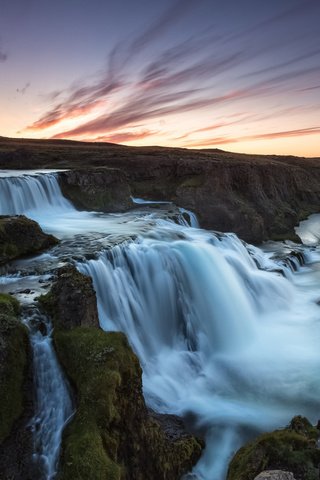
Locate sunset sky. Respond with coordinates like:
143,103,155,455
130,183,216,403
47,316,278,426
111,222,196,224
1,0,320,156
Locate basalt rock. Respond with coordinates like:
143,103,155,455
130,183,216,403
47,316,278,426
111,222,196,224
40,265,203,480
0,215,58,265
227,416,320,480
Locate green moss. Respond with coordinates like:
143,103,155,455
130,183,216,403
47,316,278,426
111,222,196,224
227,416,320,480
0,295,28,443
54,328,136,480
0,293,20,315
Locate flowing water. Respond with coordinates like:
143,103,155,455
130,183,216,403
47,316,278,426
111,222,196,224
1,170,320,480
24,308,73,479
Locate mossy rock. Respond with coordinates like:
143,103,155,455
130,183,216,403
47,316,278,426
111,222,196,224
0,294,28,443
38,265,99,330
227,416,320,480
0,215,58,265
54,326,203,480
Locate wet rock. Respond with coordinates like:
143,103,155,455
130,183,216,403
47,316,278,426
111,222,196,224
0,215,58,265
39,264,99,329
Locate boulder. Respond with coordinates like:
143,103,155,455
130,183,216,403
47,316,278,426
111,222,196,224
0,215,58,265
39,264,99,329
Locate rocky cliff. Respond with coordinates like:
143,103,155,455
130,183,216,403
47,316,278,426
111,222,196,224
1,137,320,243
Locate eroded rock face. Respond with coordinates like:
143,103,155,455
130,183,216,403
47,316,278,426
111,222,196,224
0,215,58,265
59,158,320,244
40,265,204,480
254,471,296,480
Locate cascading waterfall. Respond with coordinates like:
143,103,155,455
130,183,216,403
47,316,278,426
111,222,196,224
79,223,320,479
0,172,72,216
23,308,74,480
1,170,320,480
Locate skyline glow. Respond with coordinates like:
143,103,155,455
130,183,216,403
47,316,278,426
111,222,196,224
1,0,320,156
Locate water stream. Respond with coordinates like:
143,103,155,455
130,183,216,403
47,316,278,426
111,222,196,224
1,170,320,480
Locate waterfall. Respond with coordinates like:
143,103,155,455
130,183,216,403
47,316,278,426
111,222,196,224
1,170,320,479
23,308,73,480
0,173,72,216
78,223,320,479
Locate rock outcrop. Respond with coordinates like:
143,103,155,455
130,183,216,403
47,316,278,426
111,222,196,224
0,215,58,265
227,416,320,480
40,265,203,480
39,265,99,330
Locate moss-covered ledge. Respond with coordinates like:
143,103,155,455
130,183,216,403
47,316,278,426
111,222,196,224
0,294,28,443
39,266,203,480
227,416,320,480
0,215,58,265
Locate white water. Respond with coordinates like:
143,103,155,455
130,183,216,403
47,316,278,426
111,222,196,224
1,171,320,480
23,308,73,479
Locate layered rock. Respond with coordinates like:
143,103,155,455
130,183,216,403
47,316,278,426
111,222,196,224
40,265,203,480
0,215,58,265
227,416,320,480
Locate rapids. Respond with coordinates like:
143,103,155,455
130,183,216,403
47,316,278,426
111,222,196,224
1,170,320,480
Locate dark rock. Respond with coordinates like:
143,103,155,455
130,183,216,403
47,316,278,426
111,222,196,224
59,168,132,212
0,215,58,265
39,264,99,329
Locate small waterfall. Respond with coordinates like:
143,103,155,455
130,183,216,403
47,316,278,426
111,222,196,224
0,173,72,216
23,308,73,479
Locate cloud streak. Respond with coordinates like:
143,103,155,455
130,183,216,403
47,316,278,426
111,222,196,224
184,126,320,148
21,0,320,156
